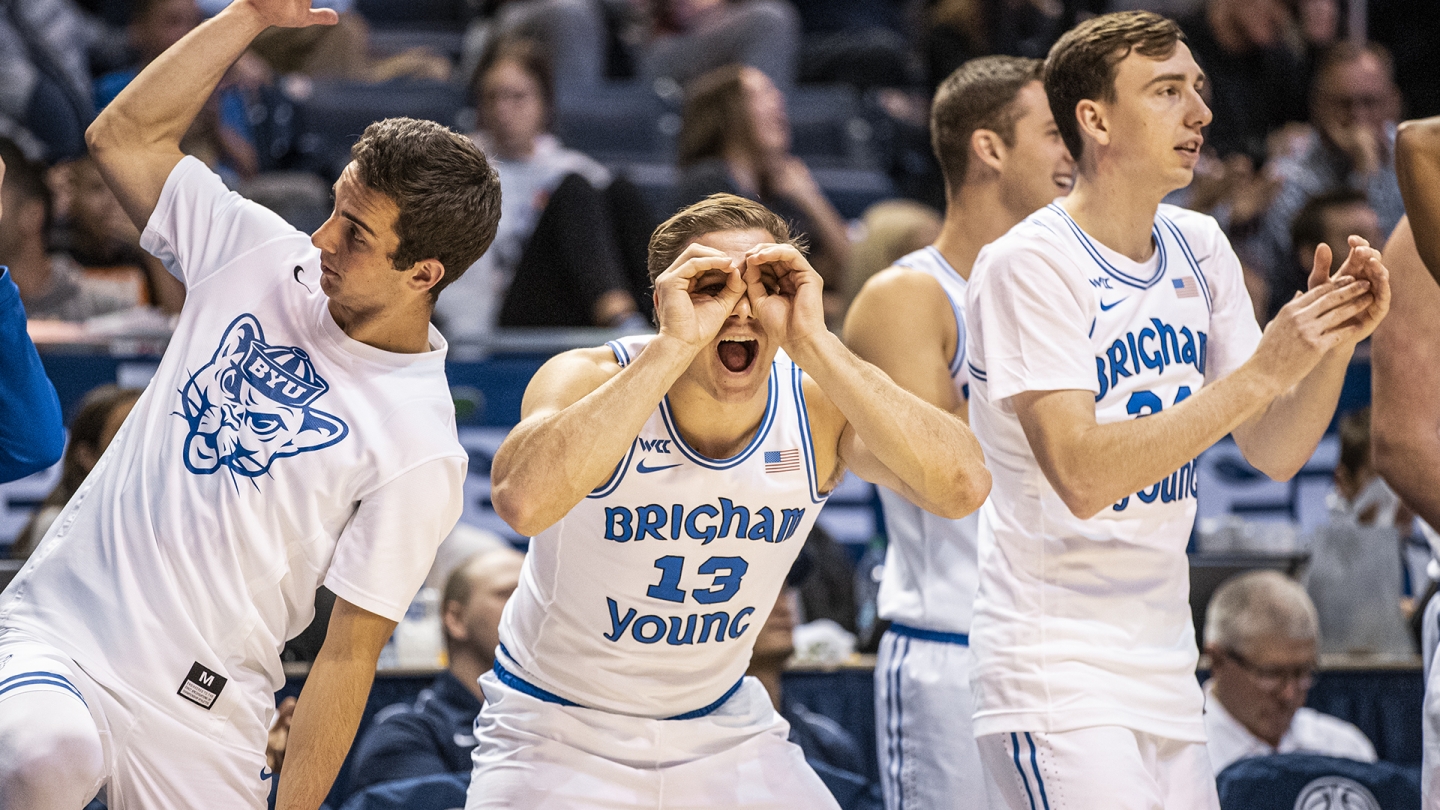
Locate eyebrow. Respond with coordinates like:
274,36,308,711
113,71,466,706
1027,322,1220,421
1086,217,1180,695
331,181,378,237
1145,71,1204,88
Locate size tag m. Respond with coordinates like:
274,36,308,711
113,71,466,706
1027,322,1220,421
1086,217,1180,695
177,662,227,710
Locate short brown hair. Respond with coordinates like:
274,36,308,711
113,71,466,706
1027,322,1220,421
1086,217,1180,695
349,117,501,300
931,56,1044,195
647,194,804,286
1044,11,1184,162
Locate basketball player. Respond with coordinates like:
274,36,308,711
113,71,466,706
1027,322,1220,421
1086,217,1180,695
842,55,1072,810
963,12,1388,809
0,1,500,808
1371,116,1440,807
467,194,990,808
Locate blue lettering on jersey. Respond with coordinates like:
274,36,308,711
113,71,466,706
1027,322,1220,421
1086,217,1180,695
637,438,673,454
178,314,348,479
604,597,757,645
602,502,805,545
1094,317,1207,401
1089,277,1114,289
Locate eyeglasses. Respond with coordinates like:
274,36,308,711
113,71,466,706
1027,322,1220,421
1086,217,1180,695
1223,647,1316,692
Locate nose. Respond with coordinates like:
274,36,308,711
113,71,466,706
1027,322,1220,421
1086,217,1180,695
1189,86,1213,129
311,215,337,254
732,290,754,320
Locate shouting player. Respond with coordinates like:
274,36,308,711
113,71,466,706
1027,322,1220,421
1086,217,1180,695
0,1,499,808
843,55,1072,809
467,194,990,808
964,11,1389,809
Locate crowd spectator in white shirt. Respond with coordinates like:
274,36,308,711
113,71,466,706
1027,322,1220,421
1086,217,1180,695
1202,570,1377,774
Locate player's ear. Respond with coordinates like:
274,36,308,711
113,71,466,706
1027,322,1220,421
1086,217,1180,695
971,129,1005,174
1075,100,1109,150
407,258,446,295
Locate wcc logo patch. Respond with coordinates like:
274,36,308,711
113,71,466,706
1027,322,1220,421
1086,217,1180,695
177,314,348,479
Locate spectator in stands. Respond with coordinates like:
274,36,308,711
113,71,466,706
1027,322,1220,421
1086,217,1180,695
1178,0,1308,163
1245,42,1405,290
462,0,608,100
641,0,800,91
1203,570,1378,774
0,138,134,322
0,150,65,484
55,156,185,314
0,0,104,162
436,38,645,340
11,385,142,560
95,0,260,185
347,547,525,795
676,64,851,292
1256,189,1382,323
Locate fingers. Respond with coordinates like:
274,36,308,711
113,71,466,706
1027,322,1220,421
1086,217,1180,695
1304,279,1374,331
1308,242,1332,290
309,7,340,25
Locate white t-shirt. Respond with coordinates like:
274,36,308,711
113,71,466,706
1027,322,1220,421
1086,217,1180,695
498,335,827,718
0,157,466,745
965,202,1263,742
1203,681,1377,774
876,246,979,636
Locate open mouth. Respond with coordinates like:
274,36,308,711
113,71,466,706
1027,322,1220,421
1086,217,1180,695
717,337,758,373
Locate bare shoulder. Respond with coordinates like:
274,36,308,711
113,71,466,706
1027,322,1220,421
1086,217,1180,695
844,265,954,350
519,345,624,420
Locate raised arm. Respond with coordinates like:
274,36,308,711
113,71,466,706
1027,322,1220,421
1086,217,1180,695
85,0,336,231
275,597,394,810
748,244,989,519
490,245,746,536
1371,218,1440,529
1014,268,1380,519
1396,117,1440,279
842,267,965,418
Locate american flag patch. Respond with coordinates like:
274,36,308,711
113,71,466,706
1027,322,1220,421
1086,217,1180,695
764,449,801,473
1173,276,1199,299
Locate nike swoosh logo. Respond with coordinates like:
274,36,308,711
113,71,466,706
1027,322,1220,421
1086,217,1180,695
1100,298,1126,311
261,767,275,782
292,265,312,291
636,460,682,474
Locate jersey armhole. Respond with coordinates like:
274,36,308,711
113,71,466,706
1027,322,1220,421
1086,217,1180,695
793,365,830,505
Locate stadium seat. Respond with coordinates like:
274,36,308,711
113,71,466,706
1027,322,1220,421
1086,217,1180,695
553,83,674,163
336,772,469,810
1216,753,1421,810
291,80,469,179
354,0,467,28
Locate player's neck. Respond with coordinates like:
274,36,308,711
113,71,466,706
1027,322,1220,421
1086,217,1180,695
934,183,1030,280
1061,172,1165,263
665,380,770,460
326,298,434,354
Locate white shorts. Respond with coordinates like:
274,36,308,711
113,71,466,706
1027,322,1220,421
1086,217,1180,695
875,626,989,809
466,670,840,809
1422,594,1440,807
976,726,1219,810
0,631,271,810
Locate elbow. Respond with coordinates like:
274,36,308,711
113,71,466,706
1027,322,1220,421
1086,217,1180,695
924,468,991,520
1050,476,1117,521
490,479,549,538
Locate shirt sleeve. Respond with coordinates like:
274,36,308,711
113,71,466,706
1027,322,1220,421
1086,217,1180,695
139,156,299,289
324,454,467,622
0,269,64,483
1197,218,1264,382
967,239,1098,404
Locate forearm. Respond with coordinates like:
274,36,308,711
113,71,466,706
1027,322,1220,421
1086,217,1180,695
1029,363,1283,518
491,336,697,535
1396,118,1440,274
1232,346,1352,479
275,653,377,810
788,330,988,516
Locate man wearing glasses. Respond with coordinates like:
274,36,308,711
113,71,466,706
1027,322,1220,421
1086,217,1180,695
1201,570,1376,773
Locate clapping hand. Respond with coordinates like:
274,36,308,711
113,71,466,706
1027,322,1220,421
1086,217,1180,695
1308,235,1390,342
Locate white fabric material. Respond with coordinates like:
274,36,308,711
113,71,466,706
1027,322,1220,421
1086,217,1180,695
0,632,105,810
0,157,466,746
1201,681,1375,775
499,335,827,718
977,725,1220,810
0,630,272,810
466,671,839,809
874,630,987,810
965,203,1263,743
876,246,979,635
436,132,610,340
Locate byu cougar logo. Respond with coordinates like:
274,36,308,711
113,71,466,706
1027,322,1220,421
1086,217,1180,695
178,314,347,478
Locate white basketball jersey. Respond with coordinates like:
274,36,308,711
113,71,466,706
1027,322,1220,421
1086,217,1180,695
498,335,828,718
876,246,979,635
965,202,1262,742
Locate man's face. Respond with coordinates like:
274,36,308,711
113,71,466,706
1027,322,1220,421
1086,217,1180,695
1102,43,1212,193
68,159,140,253
1313,53,1396,142
0,181,39,259
676,228,782,404
998,81,1075,216
448,553,524,666
1210,634,1316,746
310,163,415,315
